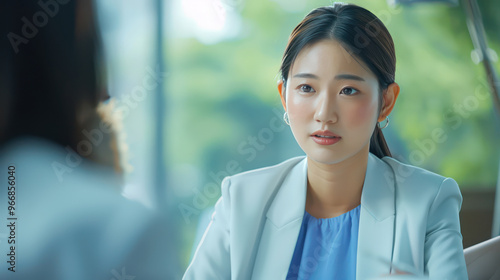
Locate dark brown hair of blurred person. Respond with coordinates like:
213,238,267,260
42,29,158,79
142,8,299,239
0,0,125,174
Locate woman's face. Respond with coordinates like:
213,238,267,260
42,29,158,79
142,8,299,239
283,40,381,165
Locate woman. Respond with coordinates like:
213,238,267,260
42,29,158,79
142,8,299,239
183,3,467,279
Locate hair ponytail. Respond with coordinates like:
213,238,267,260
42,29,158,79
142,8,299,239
370,125,392,158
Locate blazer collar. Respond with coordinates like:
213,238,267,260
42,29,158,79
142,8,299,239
357,154,397,278
252,157,308,279
361,153,396,221
266,153,395,225
260,153,396,279
265,156,308,228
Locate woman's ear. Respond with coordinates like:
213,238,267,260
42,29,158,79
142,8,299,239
378,82,400,122
277,80,287,111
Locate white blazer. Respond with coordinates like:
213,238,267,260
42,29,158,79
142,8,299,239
183,153,468,279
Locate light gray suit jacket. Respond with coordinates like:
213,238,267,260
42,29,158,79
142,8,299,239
183,153,468,279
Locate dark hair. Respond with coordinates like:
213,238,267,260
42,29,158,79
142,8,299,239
279,3,396,158
0,0,106,156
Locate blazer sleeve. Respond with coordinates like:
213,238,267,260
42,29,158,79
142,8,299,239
183,177,232,280
424,177,468,279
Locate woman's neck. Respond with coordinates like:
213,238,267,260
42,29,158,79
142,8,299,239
305,147,369,219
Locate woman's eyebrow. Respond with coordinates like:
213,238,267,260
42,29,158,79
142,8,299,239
292,73,365,82
292,73,319,79
334,74,365,81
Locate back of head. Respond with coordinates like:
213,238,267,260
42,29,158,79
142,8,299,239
0,0,104,153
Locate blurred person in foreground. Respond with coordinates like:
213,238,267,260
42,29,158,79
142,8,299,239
0,0,175,279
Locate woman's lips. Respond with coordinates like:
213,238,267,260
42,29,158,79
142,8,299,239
311,130,341,145
311,135,341,145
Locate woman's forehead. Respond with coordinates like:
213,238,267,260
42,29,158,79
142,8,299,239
289,40,375,81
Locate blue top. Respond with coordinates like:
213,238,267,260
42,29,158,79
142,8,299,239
286,205,361,280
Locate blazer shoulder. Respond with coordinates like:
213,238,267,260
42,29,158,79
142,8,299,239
229,156,305,183
381,155,460,196
222,156,306,197
382,156,448,182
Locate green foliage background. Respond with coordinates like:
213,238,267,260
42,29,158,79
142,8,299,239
166,0,500,268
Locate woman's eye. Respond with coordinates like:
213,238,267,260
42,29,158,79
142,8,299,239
340,87,359,95
299,85,315,93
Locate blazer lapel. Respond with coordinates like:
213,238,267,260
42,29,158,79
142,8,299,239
356,153,396,279
250,154,396,279
251,157,308,280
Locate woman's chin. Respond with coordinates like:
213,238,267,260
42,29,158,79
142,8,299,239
305,151,348,165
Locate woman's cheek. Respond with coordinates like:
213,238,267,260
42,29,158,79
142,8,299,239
347,101,377,128
288,93,313,121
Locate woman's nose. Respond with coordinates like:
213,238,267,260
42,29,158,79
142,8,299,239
314,92,338,124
